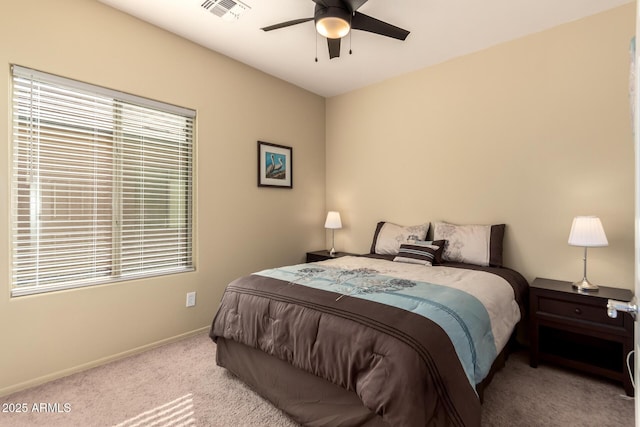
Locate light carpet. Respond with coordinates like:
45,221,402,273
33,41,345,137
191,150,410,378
0,333,634,426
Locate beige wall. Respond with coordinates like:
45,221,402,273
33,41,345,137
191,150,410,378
0,0,326,395
326,4,636,289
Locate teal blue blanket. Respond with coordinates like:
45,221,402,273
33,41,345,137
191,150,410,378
256,264,497,388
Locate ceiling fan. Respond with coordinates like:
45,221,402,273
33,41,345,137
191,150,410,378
261,0,410,60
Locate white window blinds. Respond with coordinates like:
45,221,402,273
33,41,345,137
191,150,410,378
11,65,195,296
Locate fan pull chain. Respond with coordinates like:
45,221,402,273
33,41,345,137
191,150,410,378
349,32,352,55
315,31,318,62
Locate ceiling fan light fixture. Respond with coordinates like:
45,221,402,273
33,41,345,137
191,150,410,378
316,17,350,38
315,6,351,39
262,1,410,60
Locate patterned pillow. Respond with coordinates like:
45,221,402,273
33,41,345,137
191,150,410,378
433,222,505,267
393,241,441,266
370,221,430,255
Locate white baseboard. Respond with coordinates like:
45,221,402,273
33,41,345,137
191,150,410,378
0,326,211,398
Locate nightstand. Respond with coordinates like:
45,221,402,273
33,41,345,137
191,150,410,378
529,277,634,396
306,250,358,263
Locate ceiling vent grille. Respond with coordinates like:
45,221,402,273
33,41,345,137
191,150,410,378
201,0,250,21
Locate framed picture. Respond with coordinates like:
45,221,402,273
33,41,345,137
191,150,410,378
257,141,292,188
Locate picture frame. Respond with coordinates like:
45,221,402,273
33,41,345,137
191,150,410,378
257,141,292,188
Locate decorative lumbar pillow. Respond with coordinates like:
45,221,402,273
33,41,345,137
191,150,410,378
433,222,505,267
393,241,441,266
370,221,430,255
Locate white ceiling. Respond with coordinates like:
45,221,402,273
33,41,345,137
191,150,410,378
98,0,633,98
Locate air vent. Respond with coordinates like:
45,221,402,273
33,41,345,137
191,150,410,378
201,0,250,21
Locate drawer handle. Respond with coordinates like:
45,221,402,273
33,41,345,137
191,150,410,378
574,308,582,315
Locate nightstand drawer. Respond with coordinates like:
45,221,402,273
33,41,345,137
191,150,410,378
538,296,624,327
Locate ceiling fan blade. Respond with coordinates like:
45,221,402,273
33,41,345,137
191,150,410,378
261,17,314,32
327,37,341,59
311,0,329,7
343,0,368,13
351,12,410,41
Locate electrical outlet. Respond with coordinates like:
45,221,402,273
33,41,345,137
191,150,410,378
186,291,196,307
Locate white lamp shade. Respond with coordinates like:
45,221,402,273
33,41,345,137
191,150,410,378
324,211,342,229
568,216,608,247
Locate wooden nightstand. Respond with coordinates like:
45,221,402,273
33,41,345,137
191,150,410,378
529,277,634,396
306,250,358,263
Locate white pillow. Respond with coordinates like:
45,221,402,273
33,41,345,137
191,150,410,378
371,222,429,255
433,221,491,266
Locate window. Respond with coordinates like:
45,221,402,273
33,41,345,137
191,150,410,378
11,65,194,296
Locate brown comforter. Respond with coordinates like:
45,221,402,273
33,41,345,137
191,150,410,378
210,268,505,426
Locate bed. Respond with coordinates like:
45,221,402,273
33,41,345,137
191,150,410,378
209,221,528,426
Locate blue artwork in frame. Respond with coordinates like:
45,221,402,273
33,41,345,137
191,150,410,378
258,141,292,188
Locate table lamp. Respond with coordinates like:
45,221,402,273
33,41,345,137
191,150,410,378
324,211,342,257
568,216,608,292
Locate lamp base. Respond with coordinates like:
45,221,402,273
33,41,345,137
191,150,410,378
572,278,599,292
329,247,336,257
